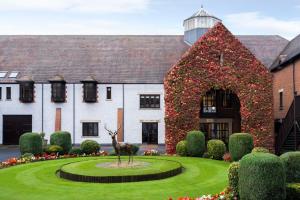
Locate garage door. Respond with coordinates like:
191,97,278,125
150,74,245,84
3,115,32,145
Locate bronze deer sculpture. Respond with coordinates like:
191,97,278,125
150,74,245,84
104,125,134,165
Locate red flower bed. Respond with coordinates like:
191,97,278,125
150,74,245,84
164,23,274,154
0,151,109,169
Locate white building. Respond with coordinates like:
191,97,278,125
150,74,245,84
0,8,288,145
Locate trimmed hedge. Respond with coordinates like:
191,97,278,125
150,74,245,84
228,162,239,197
80,140,100,154
19,132,43,155
286,183,300,200
186,131,205,157
45,145,64,155
69,147,83,155
280,151,300,183
176,140,187,156
251,147,269,153
229,133,253,161
239,153,286,200
207,139,226,160
50,131,72,154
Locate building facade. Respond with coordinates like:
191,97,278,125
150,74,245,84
0,8,291,151
271,34,300,153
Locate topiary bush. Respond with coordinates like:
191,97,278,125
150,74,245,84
69,147,83,155
80,140,100,154
286,183,300,200
45,145,64,155
229,133,254,161
176,140,187,156
251,147,269,153
186,131,205,157
280,151,300,183
19,132,43,155
239,153,286,200
228,162,240,197
50,131,72,154
207,139,226,160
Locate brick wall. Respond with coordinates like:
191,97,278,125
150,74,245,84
273,59,300,119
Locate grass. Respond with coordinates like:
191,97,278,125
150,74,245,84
61,157,181,176
0,156,229,200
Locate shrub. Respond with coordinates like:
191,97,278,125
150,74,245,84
19,132,43,155
229,133,253,161
280,151,300,183
50,131,72,154
207,139,226,160
186,131,205,157
223,152,231,162
80,140,100,154
239,153,286,200
286,183,300,200
228,162,239,197
176,140,187,156
251,147,269,153
202,152,211,159
45,145,64,155
120,144,139,155
69,147,83,155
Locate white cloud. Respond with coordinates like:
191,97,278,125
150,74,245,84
225,12,300,39
0,0,150,13
0,18,181,35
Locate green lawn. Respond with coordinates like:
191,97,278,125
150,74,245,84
61,157,181,176
0,156,229,200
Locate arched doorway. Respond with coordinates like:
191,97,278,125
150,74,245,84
199,89,241,144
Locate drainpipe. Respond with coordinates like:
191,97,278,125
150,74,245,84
122,84,125,142
42,83,44,133
73,84,76,145
293,61,297,150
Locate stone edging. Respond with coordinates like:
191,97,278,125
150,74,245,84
57,158,183,183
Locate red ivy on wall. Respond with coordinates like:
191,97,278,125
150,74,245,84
164,23,274,154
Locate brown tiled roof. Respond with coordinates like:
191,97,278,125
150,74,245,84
0,35,288,83
270,34,300,71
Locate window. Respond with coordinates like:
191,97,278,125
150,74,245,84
0,87,2,100
6,87,11,100
140,95,160,109
82,122,98,136
200,122,230,143
19,82,34,103
0,72,7,78
51,82,66,103
279,91,283,110
202,91,216,113
219,53,224,66
83,83,97,103
222,91,232,108
106,87,111,100
142,122,158,144
8,72,19,78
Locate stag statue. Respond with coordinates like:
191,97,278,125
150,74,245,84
104,125,134,165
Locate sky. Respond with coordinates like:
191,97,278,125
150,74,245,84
0,0,299,39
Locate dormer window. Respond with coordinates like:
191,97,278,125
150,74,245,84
0,71,7,78
8,72,19,78
81,76,98,103
17,76,34,103
49,75,66,103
